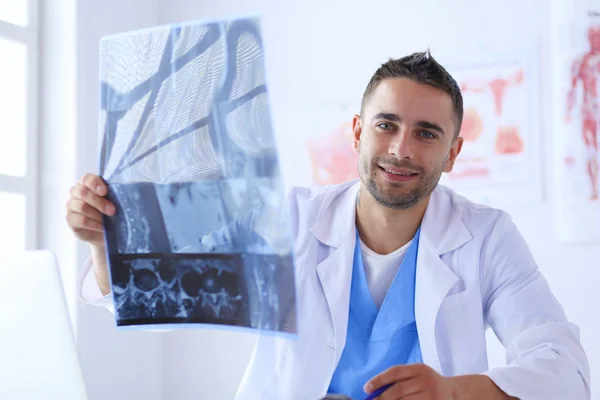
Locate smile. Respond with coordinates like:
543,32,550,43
378,166,419,182
383,169,417,176
379,165,418,176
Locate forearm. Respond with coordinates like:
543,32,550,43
566,76,579,112
90,244,111,295
450,375,518,400
566,89,576,113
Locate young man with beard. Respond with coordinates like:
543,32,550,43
68,51,590,400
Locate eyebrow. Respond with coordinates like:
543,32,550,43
371,112,446,136
372,112,401,123
416,120,446,136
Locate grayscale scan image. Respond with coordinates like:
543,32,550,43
98,16,297,335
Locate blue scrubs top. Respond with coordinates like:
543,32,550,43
327,227,423,399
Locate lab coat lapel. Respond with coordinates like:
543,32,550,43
309,183,473,375
415,187,472,373
311,181,360,368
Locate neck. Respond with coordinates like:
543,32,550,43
355,184,429,255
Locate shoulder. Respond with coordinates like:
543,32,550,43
286,180,358,211
435,185,534,272
434,186,537,292
570,55,586,74
575,53,599,72
432,185,526,264
433,184,512,237
284,180,358,235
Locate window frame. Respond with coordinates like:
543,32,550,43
0,0,39,250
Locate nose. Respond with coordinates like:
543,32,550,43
388,127,414,159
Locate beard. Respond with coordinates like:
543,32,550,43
358,154,444,210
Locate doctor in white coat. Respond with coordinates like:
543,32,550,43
68,51,590,400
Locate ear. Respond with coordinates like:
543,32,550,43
443,136,463,173
352,114,362,152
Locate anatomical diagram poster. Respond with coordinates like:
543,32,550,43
438,47,543,206
97,16,298,334
273,102,360,189
552,0,600,243
305,104,360,186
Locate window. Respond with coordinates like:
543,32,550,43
0,0,38,254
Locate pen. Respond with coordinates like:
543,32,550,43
363,383,393,400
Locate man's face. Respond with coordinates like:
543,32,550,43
353,77,463,209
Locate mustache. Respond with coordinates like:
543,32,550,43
374,157,424,174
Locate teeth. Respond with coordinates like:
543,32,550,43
385,169,412,176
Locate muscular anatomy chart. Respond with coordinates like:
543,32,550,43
438,49,542,206
552,2,600,242
565,25,600,201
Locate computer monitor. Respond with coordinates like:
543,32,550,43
0,250,89,400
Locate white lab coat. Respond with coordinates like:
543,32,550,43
77,180,591,400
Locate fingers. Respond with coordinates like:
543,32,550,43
70,181,115,216
376,379,423,400
80,173,108,197
66,174,115,246
66,198,103,223
66,210,103,232
364,364,422,394
381,393,422,400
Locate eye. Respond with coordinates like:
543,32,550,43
376,122,395,130
420,130,436,139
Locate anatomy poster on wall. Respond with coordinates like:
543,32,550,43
435,47,543,206
552,0,600,243
274,103,359,188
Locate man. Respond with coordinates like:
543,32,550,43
68,51,590,399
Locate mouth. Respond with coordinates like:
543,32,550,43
379,165,418,176
378,165,419,182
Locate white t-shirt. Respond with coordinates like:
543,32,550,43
359,238,412,309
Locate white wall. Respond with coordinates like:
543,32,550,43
155,0,600,399
39,0,77,326
40,1,165,399
40,0,598,398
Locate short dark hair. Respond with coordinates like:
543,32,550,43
361,50,463,138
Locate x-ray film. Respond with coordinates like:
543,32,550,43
98,16,297,336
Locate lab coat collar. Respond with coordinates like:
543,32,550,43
420,185,473,256
310,180,359,248
310,181,472,256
